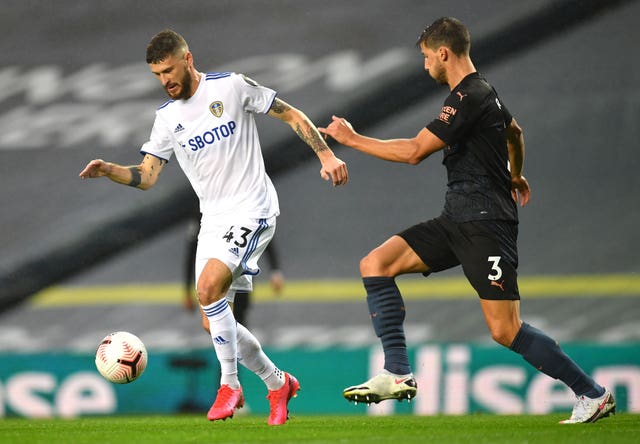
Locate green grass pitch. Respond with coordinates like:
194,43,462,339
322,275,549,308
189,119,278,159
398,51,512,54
1,413,638,444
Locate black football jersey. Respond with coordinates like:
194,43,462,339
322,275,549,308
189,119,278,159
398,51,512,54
427,72,518,223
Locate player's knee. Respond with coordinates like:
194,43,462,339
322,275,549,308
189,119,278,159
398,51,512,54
196,278,227,306
488,324,518,347
360,252,385,277
359,256,370,276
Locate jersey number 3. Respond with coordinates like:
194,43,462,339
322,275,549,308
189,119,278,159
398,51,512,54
487,256,503,281
222,226,253,248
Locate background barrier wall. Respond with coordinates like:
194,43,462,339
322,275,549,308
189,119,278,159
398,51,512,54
1,344,638,418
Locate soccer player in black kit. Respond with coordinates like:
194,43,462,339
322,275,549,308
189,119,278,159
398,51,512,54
319,17,614,424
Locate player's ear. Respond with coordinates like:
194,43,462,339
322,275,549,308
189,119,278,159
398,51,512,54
439,46,449,62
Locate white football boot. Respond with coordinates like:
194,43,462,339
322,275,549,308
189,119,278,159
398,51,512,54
559,389,616,424
343,373,417,404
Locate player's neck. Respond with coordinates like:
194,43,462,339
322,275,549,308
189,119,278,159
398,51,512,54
188,70,203,99
447,58,476,90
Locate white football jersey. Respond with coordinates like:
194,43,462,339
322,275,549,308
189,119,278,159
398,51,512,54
141,72,279,219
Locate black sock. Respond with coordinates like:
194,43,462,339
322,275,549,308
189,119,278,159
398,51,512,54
363,276,411,375
510,322,604,398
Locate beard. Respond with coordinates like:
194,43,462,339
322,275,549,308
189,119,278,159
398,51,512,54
428,64,447,85
165,69,193,100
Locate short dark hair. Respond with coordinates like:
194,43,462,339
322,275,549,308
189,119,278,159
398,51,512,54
416,17,470,56
146,29,189,64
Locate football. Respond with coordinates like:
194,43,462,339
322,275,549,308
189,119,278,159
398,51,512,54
95,331,148,384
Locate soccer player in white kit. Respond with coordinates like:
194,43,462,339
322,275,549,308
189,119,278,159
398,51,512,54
79,29,348,425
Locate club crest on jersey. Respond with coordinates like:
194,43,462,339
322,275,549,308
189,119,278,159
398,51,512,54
209,101,224,118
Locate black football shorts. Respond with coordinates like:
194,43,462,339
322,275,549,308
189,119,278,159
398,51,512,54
397,215,520,300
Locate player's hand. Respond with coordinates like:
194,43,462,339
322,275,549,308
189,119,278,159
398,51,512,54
318,115,355,145
79,159,111,179
511,175,530,207
269,271,285,296
183,294,196,311
320,155,349,186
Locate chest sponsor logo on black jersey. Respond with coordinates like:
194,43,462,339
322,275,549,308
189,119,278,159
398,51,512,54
438,105,457,124
187,120,237,151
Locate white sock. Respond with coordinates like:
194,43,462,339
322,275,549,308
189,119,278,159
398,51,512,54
202,299,239,389
236,322,284,390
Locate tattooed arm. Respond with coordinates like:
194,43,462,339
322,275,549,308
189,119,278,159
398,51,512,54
79,153,166,190
267,97,348,186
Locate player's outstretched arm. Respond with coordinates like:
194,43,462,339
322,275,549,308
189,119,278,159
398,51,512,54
267,98,348,187
319,115,446,165
79,154,166,190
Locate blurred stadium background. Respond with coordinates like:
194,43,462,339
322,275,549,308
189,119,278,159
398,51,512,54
0,0,638,418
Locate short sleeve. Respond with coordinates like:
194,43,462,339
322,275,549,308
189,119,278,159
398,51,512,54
140,111,173,162
426,92,475,146
233,73,277,114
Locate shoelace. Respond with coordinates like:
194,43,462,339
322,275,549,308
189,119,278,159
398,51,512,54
569,396,588,420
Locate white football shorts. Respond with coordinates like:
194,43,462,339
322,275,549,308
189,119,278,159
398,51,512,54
195,215,276,299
